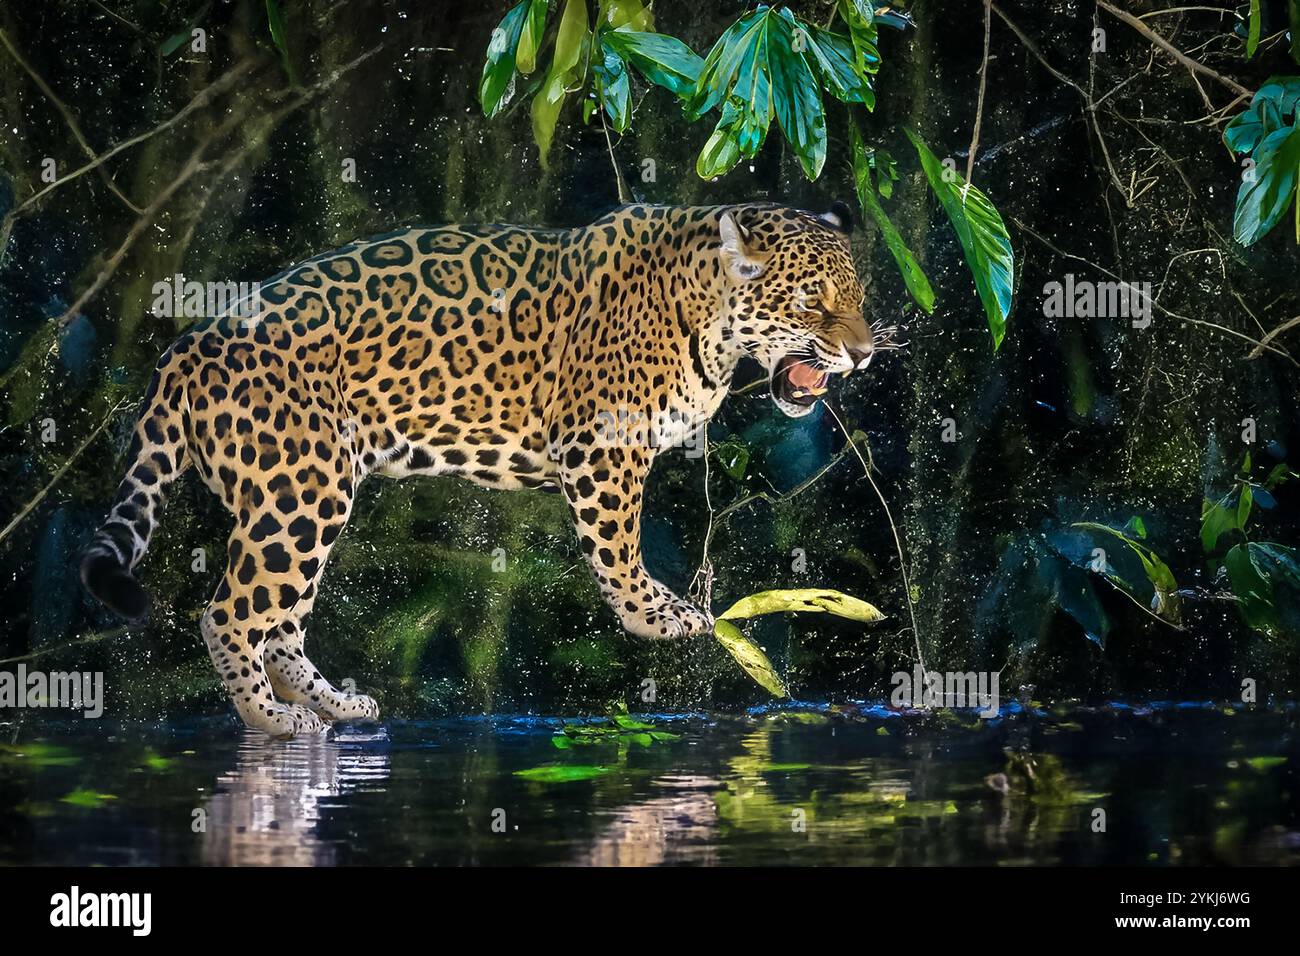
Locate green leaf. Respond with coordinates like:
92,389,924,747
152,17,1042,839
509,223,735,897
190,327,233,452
686,9,766,120
851,124,934,312
602,28,703,98
835,0,881,79
1247,0,1261,59
906,129,1015,349
1201,493,1241,553
1291,0,1300,65
714,439,750,480
697,104,745,178
1233,123,1300,246
515,0,550,75
531,0,589,167
1225,542,1274,630
687,8,844,181
599,0,653,31
160,31,190,57
801,26,875,108
719,587,886,623
1072,521,1180,621
768,10,827,180
480,1,530,119
265,0,299,86
1224,77,1300,154
593,40,632,132
713,619,789,697
514,765,611,783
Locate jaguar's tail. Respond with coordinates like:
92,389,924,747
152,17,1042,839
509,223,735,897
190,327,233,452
80,347,192,621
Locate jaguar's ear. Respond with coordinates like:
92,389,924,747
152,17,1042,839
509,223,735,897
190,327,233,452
818,200,854,234
719,210,766,283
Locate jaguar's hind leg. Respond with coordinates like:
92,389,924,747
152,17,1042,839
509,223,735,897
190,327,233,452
202,468,360,737
264,613,379,723
201,538,328,738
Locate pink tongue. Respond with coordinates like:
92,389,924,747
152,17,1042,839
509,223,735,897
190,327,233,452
787,362,823,389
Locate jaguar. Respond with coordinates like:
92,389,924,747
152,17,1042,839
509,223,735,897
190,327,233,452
80,201,879,737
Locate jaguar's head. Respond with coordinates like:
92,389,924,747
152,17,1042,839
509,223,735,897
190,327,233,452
717,202,891,418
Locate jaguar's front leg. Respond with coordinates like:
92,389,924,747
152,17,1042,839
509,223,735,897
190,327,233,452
558,439,713,640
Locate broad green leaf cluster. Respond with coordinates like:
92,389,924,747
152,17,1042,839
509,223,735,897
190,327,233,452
1224,77,1300,246
478,1,1017,351
1201,454,1299,636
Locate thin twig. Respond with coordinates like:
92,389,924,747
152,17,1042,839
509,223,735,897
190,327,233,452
0,627,127,666
5,59,259,221
966,0,993,184
1013,217,1299,366
824,404,927,674
600,111,631,204
0,398,131,548
0,26,141,213
1248,315,1300,358
1096,0,1252,97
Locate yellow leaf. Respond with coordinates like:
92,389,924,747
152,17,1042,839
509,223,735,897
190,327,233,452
531,0,588,168
718,588,886,623
713,619,789,698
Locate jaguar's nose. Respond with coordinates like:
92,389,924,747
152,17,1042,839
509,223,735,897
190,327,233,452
846,346,873,370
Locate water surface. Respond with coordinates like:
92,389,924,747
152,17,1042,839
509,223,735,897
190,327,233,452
1,703,1296,866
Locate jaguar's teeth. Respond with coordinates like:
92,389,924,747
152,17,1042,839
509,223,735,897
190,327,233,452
808,386,827,396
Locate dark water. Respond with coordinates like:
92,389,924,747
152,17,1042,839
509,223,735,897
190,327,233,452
1,703,1297,866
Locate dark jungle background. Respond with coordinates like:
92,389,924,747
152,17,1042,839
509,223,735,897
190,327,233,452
1,0,1298,723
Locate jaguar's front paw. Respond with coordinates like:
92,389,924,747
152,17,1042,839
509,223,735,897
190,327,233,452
620,593,714,640
241,701,330,739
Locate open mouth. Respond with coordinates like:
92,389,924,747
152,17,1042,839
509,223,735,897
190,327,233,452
772,354,830,412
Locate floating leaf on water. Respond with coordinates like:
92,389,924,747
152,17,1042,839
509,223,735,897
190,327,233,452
141,749,174,772
719,588,885,623
514,765,611,783
0,742,81,768
1245,756,1288,771
713,619,789,698
60,788,117,808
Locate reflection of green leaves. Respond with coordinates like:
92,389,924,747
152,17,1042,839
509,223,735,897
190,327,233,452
713,619,789,698
906,129,1014,349
850,123,934,313
514,765,611,783
142,749,174,772
1246,755,1288,771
